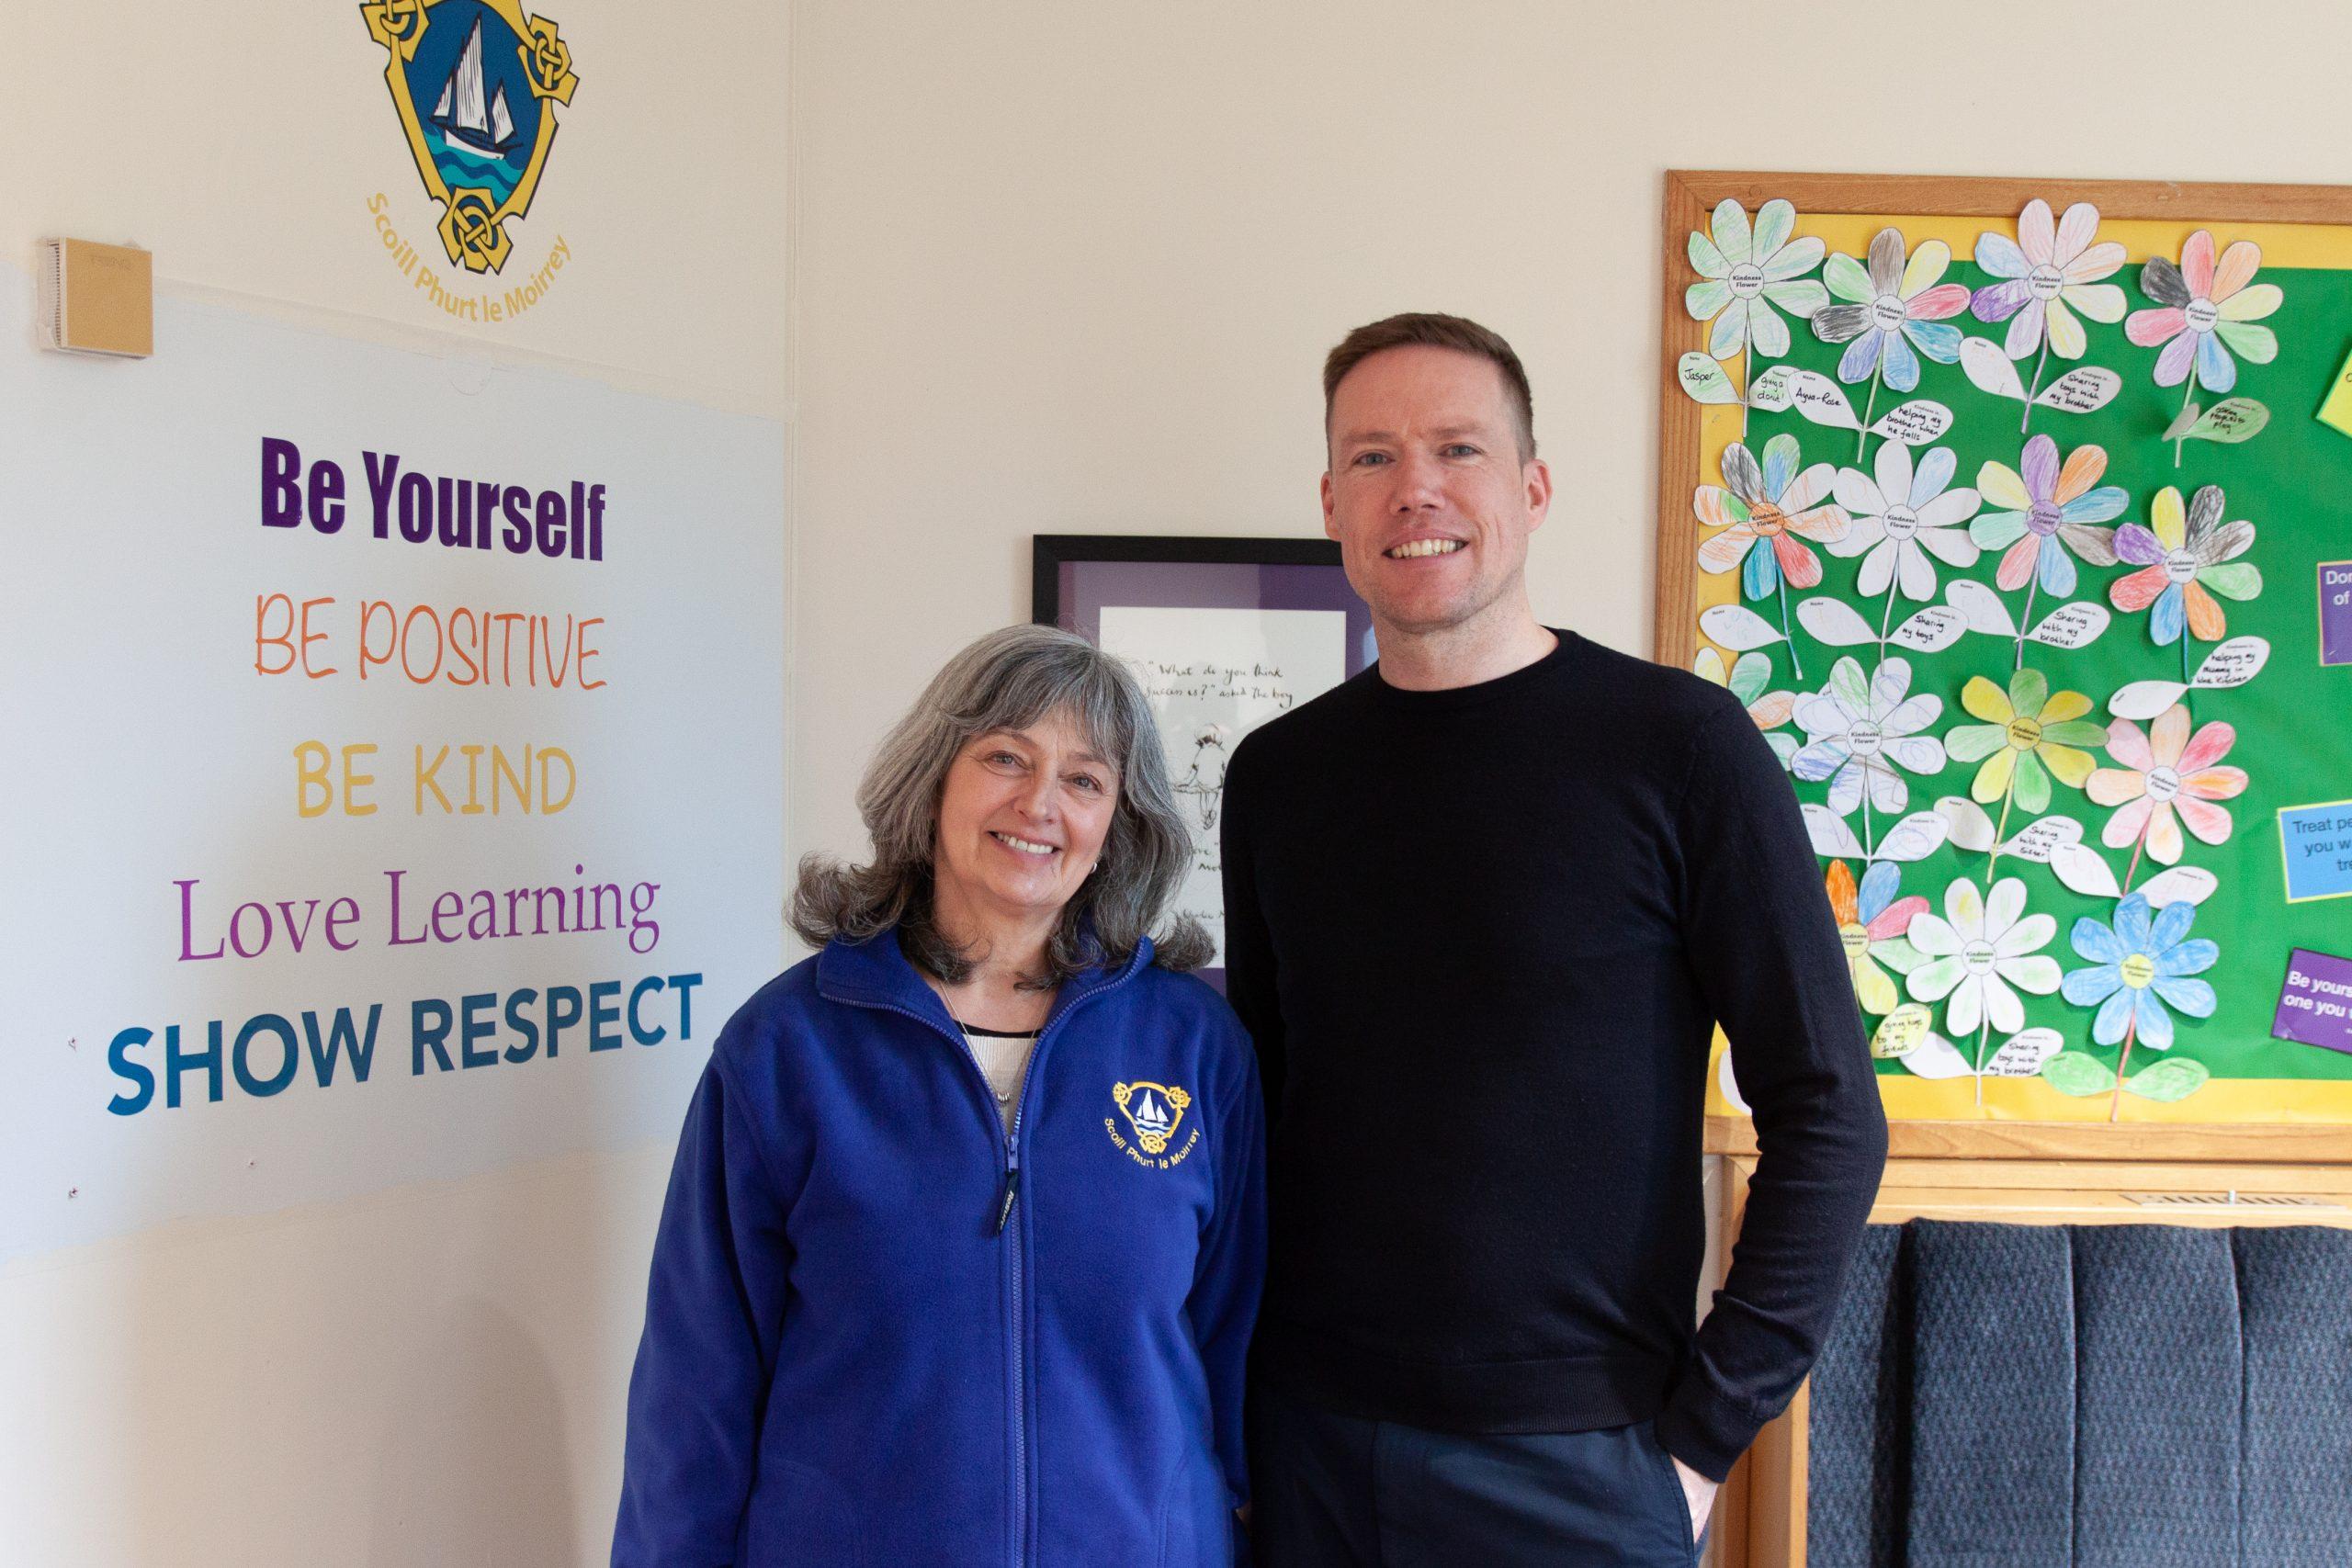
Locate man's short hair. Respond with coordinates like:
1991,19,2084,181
1321,312,1536,462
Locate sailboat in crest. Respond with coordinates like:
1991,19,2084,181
431,15,517,162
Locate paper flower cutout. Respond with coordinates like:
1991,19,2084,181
1792,656,1947,816
2086,705,2247,865
2125,231,2280,393
2108,484,2262,646
1904,875,2062,1038
1812,229,1971,390
1829,443,1982,604
1693,647,1799,768
1970,200,2127,362
1944,667,2108,814
2061,894,2217,1052
1970,435,2129,599
1685,199,1829,361
1826,859,1929,1015
1696,435,1849,661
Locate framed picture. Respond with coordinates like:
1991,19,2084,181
1034,535,1375,985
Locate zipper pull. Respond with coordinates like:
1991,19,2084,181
994,1127,1023,1236
993,1164,1021,1235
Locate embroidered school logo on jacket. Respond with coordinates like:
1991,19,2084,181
1106,1081,1200,1167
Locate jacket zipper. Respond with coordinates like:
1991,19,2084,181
834,960,1140,1568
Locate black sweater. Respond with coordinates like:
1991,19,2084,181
1219,631,1886,1483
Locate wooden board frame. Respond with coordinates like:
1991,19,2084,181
1656,170,2352,1161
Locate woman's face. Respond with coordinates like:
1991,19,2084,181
933,710,1122,929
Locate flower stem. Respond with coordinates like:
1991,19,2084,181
1778,572,1802,680
1880,574,1902,645
2109,1014,2140,1123
2173,375,2196,470
2014,576,2040,673
1984,782,2016,892
2019,339,2051,434
1739,345,1751,444
1856,363,1882,464
1973,1016,1994,1110
2120,818,2150,898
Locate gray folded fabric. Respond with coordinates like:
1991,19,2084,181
1807,1222,1906,1568
2235,1226,2352,1568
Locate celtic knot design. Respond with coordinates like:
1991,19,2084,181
438,189,514,274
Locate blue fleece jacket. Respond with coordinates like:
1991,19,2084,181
613,927,1266,1568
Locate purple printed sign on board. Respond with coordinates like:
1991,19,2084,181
2272,948,2352,1055
2323,561,2352,668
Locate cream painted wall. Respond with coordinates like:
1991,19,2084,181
1,3,786,1563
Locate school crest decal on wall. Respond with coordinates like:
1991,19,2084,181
360,0,579,275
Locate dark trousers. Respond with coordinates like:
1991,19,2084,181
1248,1385,1702,1568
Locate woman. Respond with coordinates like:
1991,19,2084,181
614,625,1265,1568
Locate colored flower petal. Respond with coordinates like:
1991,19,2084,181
1838,329,1886,383
1749,299,1792,357
2040,687,2094,724
2211,240,2260,302
2218,282,2280,322
1866,759,1909,814
2064,281,2127,321
1712,199,1753,265
1900,240,1951,298
2059,524,2118,568
1792,738,1852,783
1883,330,1922,392
2144,800,2185,863
2101,793,2156,848
2004,953,2063,997
1694,486,1748,530
2213,321,2277,363
1689,230,1733,279
1762,434,1801,502
1858,861,1899,924
1852,955,1898,1015
2195,330,2237,393
1973,511,2029,550
1697,523,1757,574
2153,329,2199,387
1773,535,1823,590
2177,720,2235,773
1812,303,1871,344
1974,745,2018,804
2061,486,2129,525
2157,938,2219,978
2173,795,2233,845
1977,461,2033,513
2127,306,2188,348
1947,724,2008,764
1741,533,1781,599
2041,741,2098,790
2044,296,2086,358
1763,237,1827,284
1721,443,1764,504
1826,655,1872,714
1978,973,2020,1035
1972,277,2033,321
1687,277,1735,322
2072,917,2125,966
2090,983,2137,1045
2036,536,2077,597
2012,750,2052,813
1907,911,1961,957
2018,201,2058,265
2052,204,2101,268
1824,252,1875,305
1826,860,1860,923
2140,255,2192,310
1984,875,2027,935
2114,895,2154,953
1869,894,1928,943
2105,718,2156,773
1764,279,1830,320
1907,282,1971,321
1887,734,1945,773
1780,460,1836,514
2148,583,2188,646
1961,675,2014,724
2151,976,2217,1019
1996,536,2040,592
2181,230,2216,298
2132,988,2176,1051
1727,652,1771,707
1752,199,1795,265
2150,487,2187,550
2194,519,2255,567
2019,435,2061,503
2181,580,2226,639
2112,524,2167,568
1903,320,1963,363
1789,505,1849,546
1910,954,1968,1004
2180,765,2247,802
1975,231,2030,279
1867,228,1906,295
2052,443,2107,503
2005,299,2050,359
2041,721,2109,750
1709,299,1751,359
2064,957,2121,1005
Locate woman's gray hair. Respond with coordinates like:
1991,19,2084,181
791,624,1212,984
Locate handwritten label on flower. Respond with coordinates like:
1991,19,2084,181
2002,814,2085,863
1889,604,1966,653
2026,601,2110,649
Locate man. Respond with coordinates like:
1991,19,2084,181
1220,313,1887,1565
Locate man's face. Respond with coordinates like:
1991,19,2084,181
1322,344,1552,639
